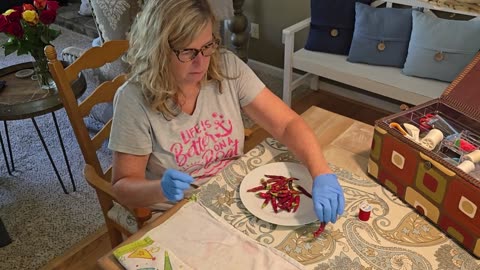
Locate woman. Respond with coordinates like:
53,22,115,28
109,0,344,224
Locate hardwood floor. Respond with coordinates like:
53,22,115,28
41,89,389,269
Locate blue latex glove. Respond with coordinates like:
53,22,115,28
312,173,345,223
161,169,194,202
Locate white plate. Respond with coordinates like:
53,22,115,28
239,162,317,226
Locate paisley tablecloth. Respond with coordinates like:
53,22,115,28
195,137,480,270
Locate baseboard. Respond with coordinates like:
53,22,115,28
247,58,402,113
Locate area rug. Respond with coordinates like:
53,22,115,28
0,25,107,270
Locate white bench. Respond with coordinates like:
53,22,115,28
282,0,479,111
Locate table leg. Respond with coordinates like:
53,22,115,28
31,117,69,194
4,121,14,172
0,124,12,175
0,217,12,247
51,112,76,192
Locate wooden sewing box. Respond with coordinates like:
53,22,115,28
368,54,480,258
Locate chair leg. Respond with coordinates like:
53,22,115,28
106,221,124,248
96,191,125,247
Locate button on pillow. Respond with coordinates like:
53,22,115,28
402,10,480,82
347,3,413,67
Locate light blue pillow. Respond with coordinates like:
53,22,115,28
402,11,480,82
347,3,412,67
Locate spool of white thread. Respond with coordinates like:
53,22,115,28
457,160,476,174
420,129,444,151
403,123,420,143
462,150,480,163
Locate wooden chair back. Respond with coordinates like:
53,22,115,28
46,40,150,247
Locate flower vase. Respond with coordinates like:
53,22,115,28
31,52,56,91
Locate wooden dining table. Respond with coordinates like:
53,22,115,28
98,106,480,269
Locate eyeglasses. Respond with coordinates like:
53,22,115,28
171,38,220,63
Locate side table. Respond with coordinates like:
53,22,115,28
0,62,87,194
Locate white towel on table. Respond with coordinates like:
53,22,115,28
114,202,305,270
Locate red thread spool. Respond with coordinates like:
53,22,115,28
358,202,372,221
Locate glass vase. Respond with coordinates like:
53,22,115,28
31,52,56,91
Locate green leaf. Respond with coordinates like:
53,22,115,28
3,42,20,56
40,34,50,44
4,37,18,46
48,28,61,40
16,45,30,56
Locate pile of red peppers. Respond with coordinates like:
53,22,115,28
247,174,311,213
247,174,327,238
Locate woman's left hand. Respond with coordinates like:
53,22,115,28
312,173,345,223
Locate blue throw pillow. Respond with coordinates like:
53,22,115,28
305,0,372,55
402,11,480,82
347,3,412,67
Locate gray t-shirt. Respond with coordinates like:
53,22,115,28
108,50,265,182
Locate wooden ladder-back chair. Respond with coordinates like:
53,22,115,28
45,40,151,248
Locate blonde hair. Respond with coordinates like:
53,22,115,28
126,0,225,119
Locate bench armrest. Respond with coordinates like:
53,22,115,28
282,18,311,44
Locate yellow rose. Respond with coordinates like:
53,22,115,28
3,9,15,16
22,10,39,25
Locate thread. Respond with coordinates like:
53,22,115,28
457,160,476,174
358,202,372,221
403,123,420,143
420,129,444,150
462,150,480,163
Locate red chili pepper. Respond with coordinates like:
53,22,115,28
271,182,288,190
247,185,266,192
313,222,326,238
292,195,300,212
257,192,271,199
279,196,290,204
261,197,270,209
264,174,287,180
271,197,278,213
285,198,293,212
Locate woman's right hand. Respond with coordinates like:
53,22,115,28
161,169,194,202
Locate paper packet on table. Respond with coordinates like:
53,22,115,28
113,236,192,270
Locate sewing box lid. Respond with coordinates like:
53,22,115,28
441,52,480,122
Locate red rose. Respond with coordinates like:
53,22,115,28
34,0,47,10
12,6,23,13
39,9,56,25
0,15,7,32
4,9,21,22
5,22,24,38
23,3,35,11
46,1,59,12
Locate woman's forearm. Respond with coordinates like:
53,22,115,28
112,178,168,208
277,116,332,177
